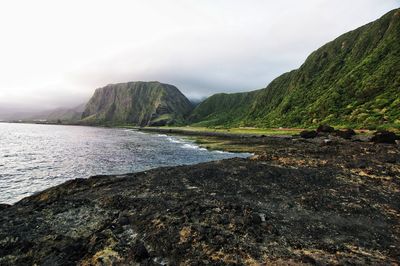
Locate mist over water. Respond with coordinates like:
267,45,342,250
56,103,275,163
0,123,250,204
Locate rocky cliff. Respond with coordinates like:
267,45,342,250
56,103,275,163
81,81,193,126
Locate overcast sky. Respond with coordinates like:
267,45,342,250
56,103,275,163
0,0,398,111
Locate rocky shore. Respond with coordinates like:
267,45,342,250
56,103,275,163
1,133,399,265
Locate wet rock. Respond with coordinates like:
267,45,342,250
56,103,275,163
335,129,356,139
370,130,397,144
317,124,335,133
300,130,318,139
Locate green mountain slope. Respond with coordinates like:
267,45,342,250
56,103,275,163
188,90,261,127
81,81,193,126
191,8,400,129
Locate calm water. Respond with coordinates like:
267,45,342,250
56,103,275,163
0,123,250,204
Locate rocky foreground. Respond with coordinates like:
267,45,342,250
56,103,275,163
0,136,399,265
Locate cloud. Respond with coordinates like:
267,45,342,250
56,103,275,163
0,0,398,110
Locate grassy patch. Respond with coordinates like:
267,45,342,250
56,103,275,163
155,126,304,136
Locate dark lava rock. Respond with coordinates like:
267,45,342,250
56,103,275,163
132,241,150,262
317,124,335,133
118,213,130,226
1,139,399,265
0,204,11,211
385,156,397,164
370,130,397,144
335,129,356,139
246,213,262,225
300,130,318,139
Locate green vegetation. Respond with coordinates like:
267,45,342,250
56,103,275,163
154,126,303,136
186,136,263,153
190,9,400,130
188,90,260,127
81,81,193,126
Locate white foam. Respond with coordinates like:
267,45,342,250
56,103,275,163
123,129,146,134
181,143,207,151
166,137,183,144
214,150,232,154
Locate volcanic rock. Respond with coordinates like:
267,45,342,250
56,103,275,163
370,130,397,144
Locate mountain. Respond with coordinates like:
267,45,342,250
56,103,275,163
190,8,400,129
0,104,85,123
44,103,86,122
81,81,193,126
189,90,260,127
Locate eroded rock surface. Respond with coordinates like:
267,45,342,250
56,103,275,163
0,139,399,265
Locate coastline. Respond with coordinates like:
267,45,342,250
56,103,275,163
1,130,399,264
1,5,399,265
138,126,297,154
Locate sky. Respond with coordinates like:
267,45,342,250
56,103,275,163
0,0,398,112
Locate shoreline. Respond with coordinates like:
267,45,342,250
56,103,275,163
138,126,301,138
1,131,399,264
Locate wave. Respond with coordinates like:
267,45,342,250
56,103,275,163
123,129,146,135
181,143,207,151
166,137,184,144
213,150,232,154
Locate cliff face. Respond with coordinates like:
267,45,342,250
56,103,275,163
81,81,193,126
190,8,400,129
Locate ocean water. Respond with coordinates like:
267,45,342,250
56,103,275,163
0,123,250,204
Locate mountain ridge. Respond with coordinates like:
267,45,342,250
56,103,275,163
190,8,400,129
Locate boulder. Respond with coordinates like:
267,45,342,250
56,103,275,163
300,130,318,139
317,124,335,133
335,129,356,139
370,130,397,144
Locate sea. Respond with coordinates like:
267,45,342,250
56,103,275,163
0,123,250,204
